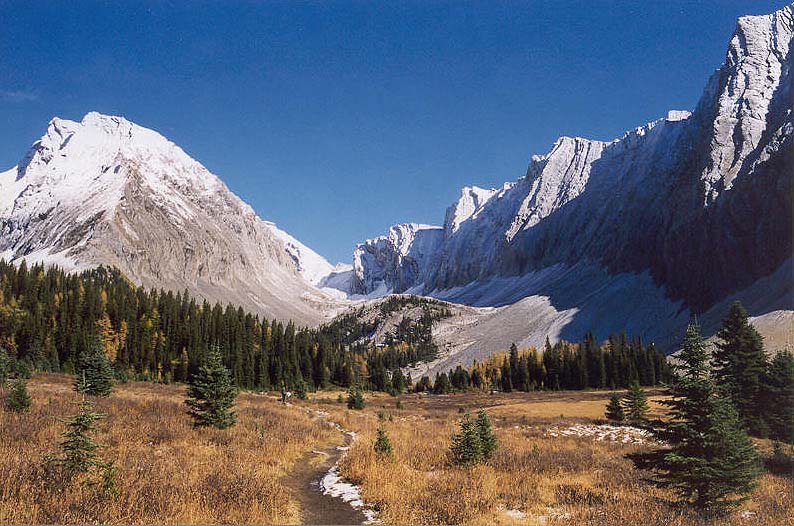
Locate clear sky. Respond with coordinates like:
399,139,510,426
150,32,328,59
1,1,789,263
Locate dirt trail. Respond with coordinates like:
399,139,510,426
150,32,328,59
286,425,366,525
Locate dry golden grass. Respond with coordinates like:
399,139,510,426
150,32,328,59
0,374,339,524
1,379,791,525
306,389,794,526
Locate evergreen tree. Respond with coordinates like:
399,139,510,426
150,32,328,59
605,394,625,422
391,368,407,393
712,301,767,435
623,382,649,423
762,351,794,443
0,347,9,387
415,375,432,392
433,372,451,394
347,386,365,410
374,425,393,457
500,357,513,392
450,412,482,466
46,398,113,478
475,410,497,462
629,323,761,514
5,378,31,413
185,346,238,429
74,339,114,397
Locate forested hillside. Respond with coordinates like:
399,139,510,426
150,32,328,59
0,260,669,392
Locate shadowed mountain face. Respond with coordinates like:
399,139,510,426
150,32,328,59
343,6,793,357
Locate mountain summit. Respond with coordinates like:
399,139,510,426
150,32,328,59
0,112,340,324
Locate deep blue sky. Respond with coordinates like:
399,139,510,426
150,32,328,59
1,1,789,263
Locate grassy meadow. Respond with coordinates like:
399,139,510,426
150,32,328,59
0,375,791,525
0,374,339,524
308,389,793,526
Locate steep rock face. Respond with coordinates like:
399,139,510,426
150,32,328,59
0,113,339,324
351,223,443,295
347,5,794,351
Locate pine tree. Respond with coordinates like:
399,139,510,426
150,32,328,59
74,339,114,397
5,378,31,413
475,410,497,462
762,351,794,443
450,412,482,466
185,346,238,429
374,425,393,457
347,386,365,410
605,394,625,422
712,301,767,435
623,382,649,423
629,323,761,514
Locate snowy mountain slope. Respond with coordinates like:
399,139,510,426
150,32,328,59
264,221,336,286
0,112,342,324
345,5,794,360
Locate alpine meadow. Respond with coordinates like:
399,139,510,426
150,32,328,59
0,2,793,525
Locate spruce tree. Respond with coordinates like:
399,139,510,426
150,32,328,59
433,372,451,394
0,347,9,387
712,301,767,435
450,412,482,466
629,323,761,514
391,369,407,393
185,346,238,429
347,386,365,410
74,339,114,397
5,378,31,413
605,394,625,422
762,351,794,443
475,410,497,461
623,382,649,423
374,425,393,457
46,398,111,477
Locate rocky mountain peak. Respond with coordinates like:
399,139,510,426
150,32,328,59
1,113,343,324
701,4,793,203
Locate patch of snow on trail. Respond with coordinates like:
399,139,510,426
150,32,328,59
309,409,377,523
500,507,526,520
320,465,376,523
547,424,655,444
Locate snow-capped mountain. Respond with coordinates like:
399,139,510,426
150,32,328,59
344,5,794,361
0,112,341,324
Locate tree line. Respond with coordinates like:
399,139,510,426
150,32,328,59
423,334,671,395
0,260,674,396
0,261,444,392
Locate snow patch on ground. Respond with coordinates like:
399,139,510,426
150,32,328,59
308,409,377,523
547,424,655,445
320,465,376,523
499,507,526,520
